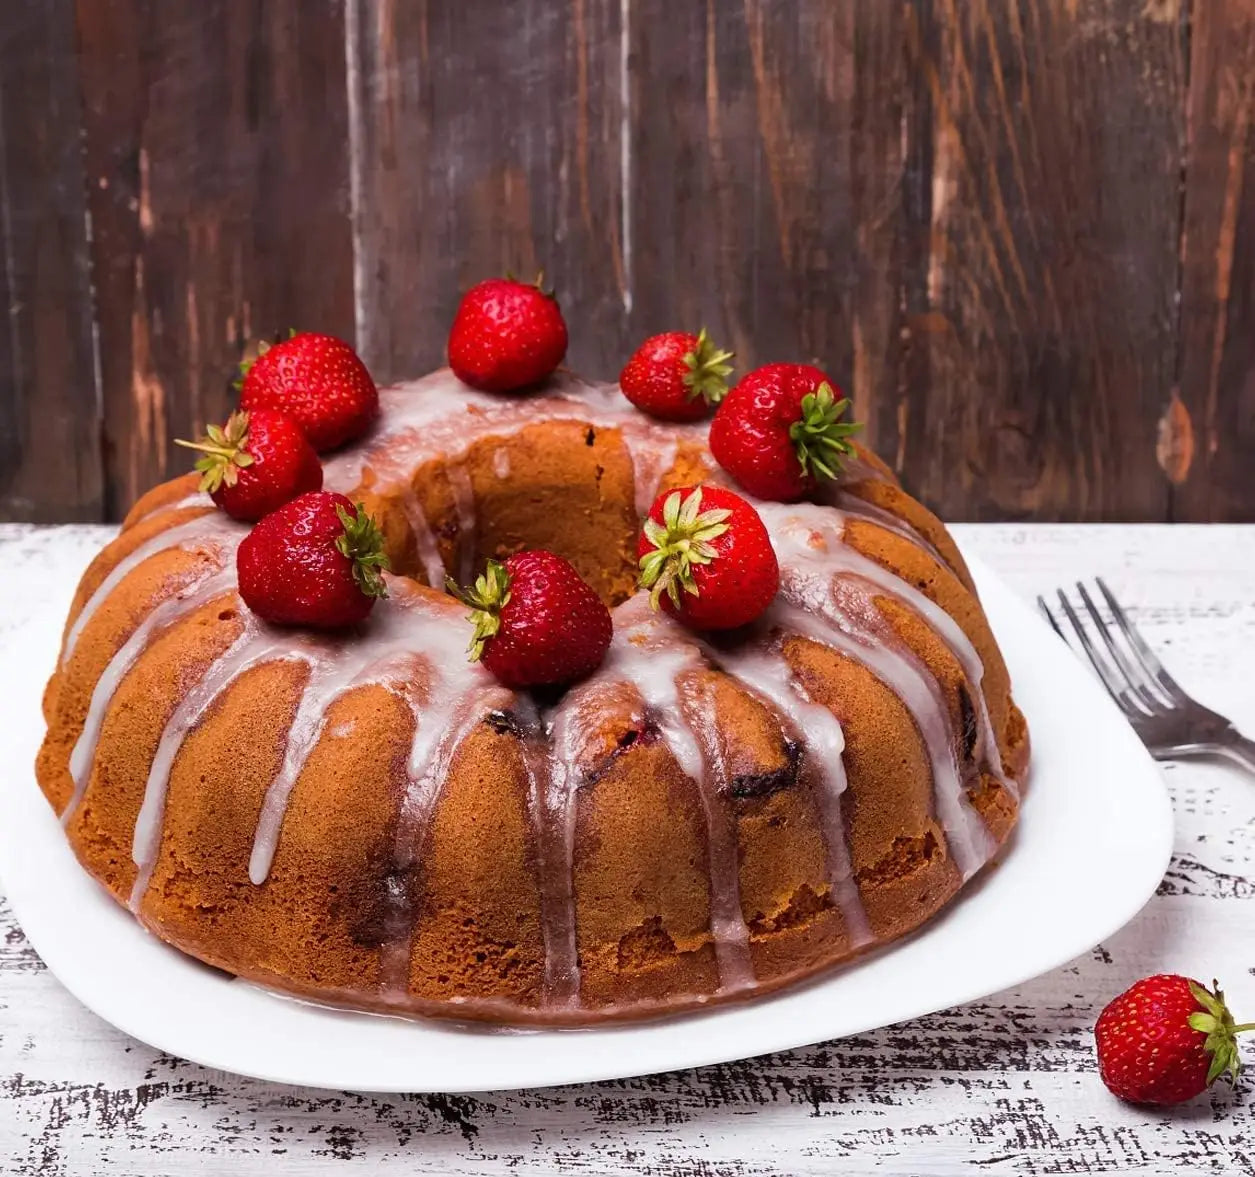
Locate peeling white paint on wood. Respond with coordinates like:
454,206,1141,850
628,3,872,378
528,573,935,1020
1,523,1253,1175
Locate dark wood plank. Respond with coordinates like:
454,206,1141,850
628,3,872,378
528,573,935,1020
1172,0,1255,522
0,0,101,522
348,0,630,385
626,0,911,468
77,0,355,521
897,0,1187,521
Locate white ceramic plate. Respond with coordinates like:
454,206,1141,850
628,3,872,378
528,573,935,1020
0,550,1171,1093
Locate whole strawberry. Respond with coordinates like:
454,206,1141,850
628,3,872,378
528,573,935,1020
1095,974,1252,1105
637,485,778,630
175,409,322,522
237,491,389,628
448,551,611,688
239,331,379,451
709,362,861,501
619,328,734,422
447,276,568,393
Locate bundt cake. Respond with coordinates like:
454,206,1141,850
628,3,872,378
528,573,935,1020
37,368,1028,1025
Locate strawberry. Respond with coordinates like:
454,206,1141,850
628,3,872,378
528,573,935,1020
1094,974,1252,1105
448,550,611,688
236,492,389,629
709,362,861,502
238,332,379,451
637,485,778,630
174,409,322,522
619,328,734,421
447,276,568,393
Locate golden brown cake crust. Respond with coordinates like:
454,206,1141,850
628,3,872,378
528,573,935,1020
37,369,1027,1026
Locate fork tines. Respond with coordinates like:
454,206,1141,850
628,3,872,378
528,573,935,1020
1036,578,1187,720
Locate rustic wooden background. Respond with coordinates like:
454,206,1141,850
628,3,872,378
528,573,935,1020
0,0,1252,524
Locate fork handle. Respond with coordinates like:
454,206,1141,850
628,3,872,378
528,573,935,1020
1216,733,1255,777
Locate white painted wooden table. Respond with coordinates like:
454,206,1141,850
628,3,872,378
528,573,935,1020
1,523,1252,1176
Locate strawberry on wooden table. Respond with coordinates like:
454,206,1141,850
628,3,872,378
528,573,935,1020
237,491,390,629
618,328,734,421
1095,974,1253,1105
709,362,861,502
175,409,322,522
239,331,379,451
447,276,569,393
448,551,611,688
637,485,779,630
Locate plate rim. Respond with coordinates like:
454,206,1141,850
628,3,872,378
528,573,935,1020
0,549,1174,1092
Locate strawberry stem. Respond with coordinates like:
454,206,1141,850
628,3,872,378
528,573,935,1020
1187,979,1248,1087
637,486,732,610
788,382,862,482
447,559,513,660
335,503,390,599
174,410,255,493
682,327,734,406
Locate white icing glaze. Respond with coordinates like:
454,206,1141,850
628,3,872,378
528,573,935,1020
62,512,243,666
398,486,448,589
714,636,871,947
492,448,511,479
446,463,478,585
63,565,237,824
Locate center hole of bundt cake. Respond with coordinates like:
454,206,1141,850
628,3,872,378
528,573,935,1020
370,422,643,607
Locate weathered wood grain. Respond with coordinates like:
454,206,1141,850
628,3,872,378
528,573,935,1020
0,0,101,523
1172,0,1255,522
347,0,631,383
76,0,355,519
899,0,1187,522
2,522,1254,1174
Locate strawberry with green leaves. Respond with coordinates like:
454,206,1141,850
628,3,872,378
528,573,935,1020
619,328,734,421
448,550,611,688
637,485,778,630
176,409,322,522
239,332,379,452
236,492,389,629
709,362,860,502
1095,974,1252,1105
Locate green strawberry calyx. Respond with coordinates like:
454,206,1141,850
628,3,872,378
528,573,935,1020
682,327,735,406
335,502,390,600
1188,979,1255,1086
638,486,732,611
788,382,862,481
174,410,255,494
447,559,513,661
233,328,298,389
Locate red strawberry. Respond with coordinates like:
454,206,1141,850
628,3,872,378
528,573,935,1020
1094,974,1252,1105
239,332,379,451
447,276,568,393
236,491,389,629
619,328,734,422
448,550,611,688
175,409,322,522
709,362,861,502
637,485,778,630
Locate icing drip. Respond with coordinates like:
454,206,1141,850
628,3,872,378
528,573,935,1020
600,601,755,994
398,486,448,589
64,565,237,824
129,624,299,910
128,490,214,526
768,503,1016,805
492,448,511,479
446,463,478,585
714,637,871,947
760,507,995,878
62,512,243,666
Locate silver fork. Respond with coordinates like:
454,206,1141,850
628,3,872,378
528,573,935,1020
1038,578,1255,775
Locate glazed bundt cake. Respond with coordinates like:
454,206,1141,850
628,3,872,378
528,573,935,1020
37,368,1028,1025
